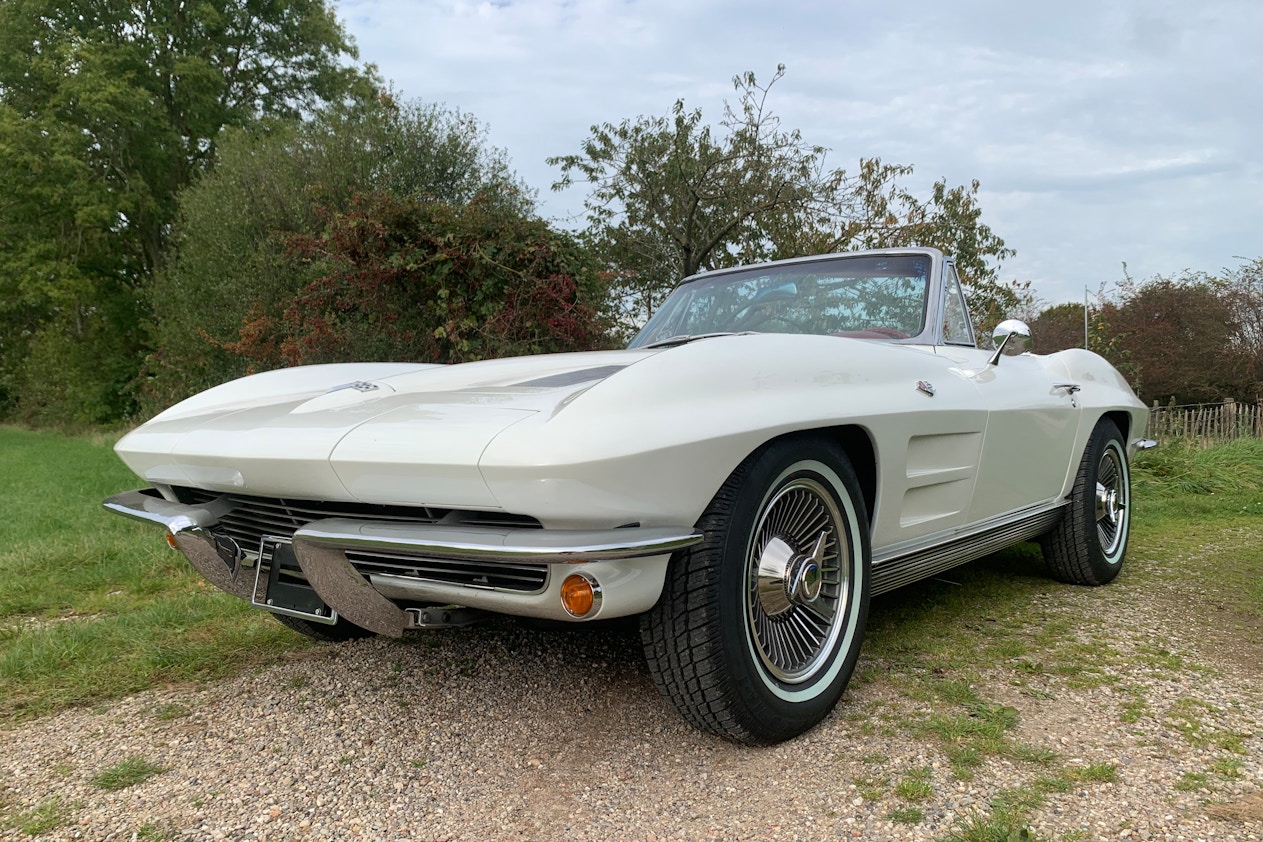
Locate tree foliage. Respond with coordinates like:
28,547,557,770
550,66,1020,333
143,100,609,413
219,193,609,371
1032,302,1088,355
1032,259,1263,405
1102,270,1257,405
0,0,371,423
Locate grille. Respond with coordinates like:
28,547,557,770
171,487,546,593
347,550,548,592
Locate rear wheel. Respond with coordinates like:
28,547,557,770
272,613,374,642
640,436,871,744
1041,419,1132,585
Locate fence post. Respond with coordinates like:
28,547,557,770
1223,398,1237,441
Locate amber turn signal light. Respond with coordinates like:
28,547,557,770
165,532,181,551
560,573,601,618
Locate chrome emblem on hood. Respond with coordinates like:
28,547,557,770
327,381,380,394
916,380,936,397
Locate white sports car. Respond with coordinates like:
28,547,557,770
106,247,1152,743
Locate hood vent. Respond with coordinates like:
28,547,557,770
514,365,627,388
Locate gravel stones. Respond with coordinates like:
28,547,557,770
2,573,1261,841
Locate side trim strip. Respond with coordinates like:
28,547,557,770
872,504,1066,596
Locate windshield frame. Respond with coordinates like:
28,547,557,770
628,248,962,349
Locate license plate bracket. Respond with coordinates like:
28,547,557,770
252,537,338,625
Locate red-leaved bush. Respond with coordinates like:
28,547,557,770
220,193,613,368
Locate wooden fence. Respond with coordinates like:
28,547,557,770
1147,399,1263,445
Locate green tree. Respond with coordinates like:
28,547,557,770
1031,302,1089,354
143,100,605,413
550,66,1018,333
0,0,371,424
795,157,1022,333
1224,256,1263,366
549,66,831,328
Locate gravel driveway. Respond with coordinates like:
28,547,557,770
2,547,1260,841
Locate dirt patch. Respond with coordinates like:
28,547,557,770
1207,790,1263,823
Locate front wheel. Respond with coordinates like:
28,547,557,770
1040,419,1132,585
640,436,871,744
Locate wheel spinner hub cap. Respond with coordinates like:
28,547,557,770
1093,443,1128,558
757,533,827,617
1096,482,1122,525
745,476,851,684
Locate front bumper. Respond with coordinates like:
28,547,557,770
104,489,702,636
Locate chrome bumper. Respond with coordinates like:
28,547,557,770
104,489,702,636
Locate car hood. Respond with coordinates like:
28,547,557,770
116,350,656,507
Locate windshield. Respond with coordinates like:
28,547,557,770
628,254,932,349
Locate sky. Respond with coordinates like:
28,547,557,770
337,0,1263,306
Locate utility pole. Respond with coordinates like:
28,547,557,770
1084,287,1090,350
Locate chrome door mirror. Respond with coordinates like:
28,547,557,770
988,319,1032,366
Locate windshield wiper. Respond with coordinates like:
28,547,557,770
641,332,751,350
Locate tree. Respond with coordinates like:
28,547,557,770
1224,257,1263,366
549,67,831,329
219,193,609,371
550,66,1019,333
1098,271,1253,404
143,100,608,413
0,0,372,424
1032,302,1089,354
781,157,1023,333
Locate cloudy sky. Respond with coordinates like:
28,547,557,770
337,0,1262,305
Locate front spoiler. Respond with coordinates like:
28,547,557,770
104,489,702,636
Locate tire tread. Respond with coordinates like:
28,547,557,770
1040,419,1126,586
640,437,869,744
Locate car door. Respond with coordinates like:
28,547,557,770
934,266,1081,525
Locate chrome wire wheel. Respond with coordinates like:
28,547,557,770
745,477,850,684
1094,439,1129,561
1040,419,1131,587
641,437,870,743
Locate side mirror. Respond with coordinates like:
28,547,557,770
988,319,1032,366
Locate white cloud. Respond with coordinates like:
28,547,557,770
336,0,1263,304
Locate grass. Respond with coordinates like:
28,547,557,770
1130,439,1263,620
888,806,924,824
894,766,934,801
853,438,1263,840
3,796,70,835
0,426,305,721
90,755,167,790
1,428,1261,842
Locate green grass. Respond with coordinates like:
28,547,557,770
1061,762,1117,784
1175,771,1209,792
0,426,305,721
2,420,1261,790
90,756,167,791
3,796,70,835
859,438,1263,842
888,806,924,824
1131,439,1263,620
894,766,934,801
938,810,1043,842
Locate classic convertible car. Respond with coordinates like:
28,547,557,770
106,247,1151,744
